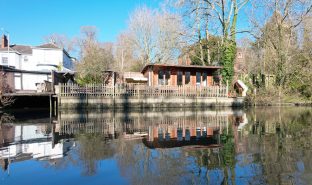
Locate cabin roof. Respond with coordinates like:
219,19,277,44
141,64,223,73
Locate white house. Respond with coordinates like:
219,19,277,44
0,34,74,92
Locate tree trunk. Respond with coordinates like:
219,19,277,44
196,0,204,65
230,0,238,42
206,21,211,65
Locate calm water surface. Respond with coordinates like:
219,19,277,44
0,107,312,185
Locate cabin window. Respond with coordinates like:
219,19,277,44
159,70,170,85
158,70,164,85
196,72,201,86
202,72,207,86
185,72,190,85
177,71,183,86
165,70,170,85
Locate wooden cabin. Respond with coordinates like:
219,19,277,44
141,64,222,87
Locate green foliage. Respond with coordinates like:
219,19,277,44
189,36,222,65
76,75,102,85
187,36,236,84
249,12,312,99
75,42,114,85
286,52,312,98
220,131,235,168
57,63,62,71
220,40,236,83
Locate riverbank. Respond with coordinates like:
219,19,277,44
59,96,245,110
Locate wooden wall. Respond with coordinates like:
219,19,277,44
143,66,218,87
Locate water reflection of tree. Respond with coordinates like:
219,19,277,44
41,108,312,184
114,137,194,185
185,127,236,184
243,107,312,184
115,131,237,185
76,133,115,176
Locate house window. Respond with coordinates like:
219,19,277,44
196,72,201,86
165,70,170,85
202,72,207,86
24,56,28,62
185,72,190,85
158,70,164,85
2,57,8,65
177,71,183,86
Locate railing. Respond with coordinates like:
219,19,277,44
58,83,228,98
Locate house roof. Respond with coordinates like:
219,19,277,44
36,43,60,49
141,64,223,73
36,43,72,58
0,42,73,59
0,47,16,53
0,45,33,54
11,45,32,54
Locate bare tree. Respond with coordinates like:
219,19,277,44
114,32,141,72
125,6,186,66
44,34,77,53
0,72,14,108
172,0,210,65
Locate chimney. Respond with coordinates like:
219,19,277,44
1,35,8,48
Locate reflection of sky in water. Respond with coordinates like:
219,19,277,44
1,107,312,185
0,158,128,185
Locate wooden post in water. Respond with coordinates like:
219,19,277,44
58,84,61,110
54,98,57,117
49,94,52,118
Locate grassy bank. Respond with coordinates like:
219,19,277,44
244,88,312,106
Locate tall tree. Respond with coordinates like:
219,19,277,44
114,33,135,72
250,0,312,96
76,26,115,84
173,0,249,82
125,6,186,67
206,0,249,83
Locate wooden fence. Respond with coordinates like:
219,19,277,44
58,84,228,98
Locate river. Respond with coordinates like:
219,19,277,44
0,107,312,185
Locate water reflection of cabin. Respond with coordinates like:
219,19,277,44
143,126,220,149
141,64,222,87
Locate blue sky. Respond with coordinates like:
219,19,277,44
0,0,159,46
0,0,252,47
